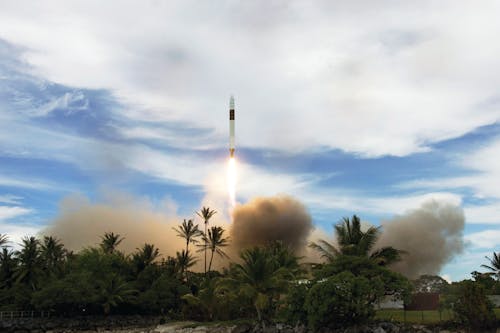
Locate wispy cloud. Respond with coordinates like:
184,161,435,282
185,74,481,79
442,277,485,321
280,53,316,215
0,194,22,205
465,229,500,249
0,206,32,221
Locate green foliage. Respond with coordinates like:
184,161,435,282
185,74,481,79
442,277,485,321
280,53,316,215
14,236,42,290
197,226,229,273
197,207,217,275
315,255,413,302
443,280,496,329
0,247,17,289
471,270,500,294
31,272,96,314
99,232,124,255
137,273,189,315
305,271,383,331
310,215,404,266
280,282,309,325
413,274,449,293
219,244,300,325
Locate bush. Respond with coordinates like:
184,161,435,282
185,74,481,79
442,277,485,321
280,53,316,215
305,271,384,331
445,280,496,329
281,282,309,325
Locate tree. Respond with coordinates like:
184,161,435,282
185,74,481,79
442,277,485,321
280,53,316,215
14,236,42,290
220,246,294,327
309,215,404,265
413,275,449,293
40,236,66,276
173,219,202,254
281,282,309,326
132,243,160,274
138,273,190,315
444,280,496,329
481,252,500,280
0,248,17,289
99,232,124,254
305,272,383,331
197,207,217,275
198,226,229,273
98,273,136,315
176,250,197,281
0,234,9,247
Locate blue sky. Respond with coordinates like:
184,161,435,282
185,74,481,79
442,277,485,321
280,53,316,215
1,1,500,281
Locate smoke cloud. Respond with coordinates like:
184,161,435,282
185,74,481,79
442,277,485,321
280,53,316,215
229,195,313,254
377,200,465,279
41,193,189,258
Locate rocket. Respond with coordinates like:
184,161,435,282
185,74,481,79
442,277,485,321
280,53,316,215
229,96,235,157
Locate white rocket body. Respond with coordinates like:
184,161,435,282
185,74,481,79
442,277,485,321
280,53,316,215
229,96,235,157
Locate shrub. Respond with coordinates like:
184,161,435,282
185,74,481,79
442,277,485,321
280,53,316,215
305,271,384,331
281,282,309,325
445,280,496,329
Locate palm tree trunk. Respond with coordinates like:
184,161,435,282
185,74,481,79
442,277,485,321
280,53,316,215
255,305,265,330
208,249,215,273
204,223,207,275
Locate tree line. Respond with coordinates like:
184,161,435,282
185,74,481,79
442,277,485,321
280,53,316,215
1,211,500,330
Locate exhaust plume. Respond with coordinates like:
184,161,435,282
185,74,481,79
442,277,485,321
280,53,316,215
377,200,465,279
41,193,187,257
230,195,313,254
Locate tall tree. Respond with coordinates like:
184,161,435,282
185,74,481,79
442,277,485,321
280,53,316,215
198,226,229,273
481,252,500,280
14,236,42,290
172,219,202,254
221,247,293,327
0,247,17,288
197,207,217,275
132,243,160,273
309,215,404,265
176,249,197,281
99,232,124,254
40,236,66,275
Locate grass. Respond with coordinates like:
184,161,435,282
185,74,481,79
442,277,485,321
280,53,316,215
375,308,500,324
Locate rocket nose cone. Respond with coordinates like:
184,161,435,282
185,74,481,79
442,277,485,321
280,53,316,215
230,96,235,109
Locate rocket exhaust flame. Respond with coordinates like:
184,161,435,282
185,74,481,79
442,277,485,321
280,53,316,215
228,157,237,208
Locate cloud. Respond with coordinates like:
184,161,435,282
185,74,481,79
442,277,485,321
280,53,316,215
0,206,32,221
465,229,500,249
0,1,499,156
0,195,22,205
32,91,88,117
395,136,500,224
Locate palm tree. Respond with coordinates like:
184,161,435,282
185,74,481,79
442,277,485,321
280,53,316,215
176,249,197,281
220,247,292,327
98,273,137,315
309,215,404,266
198,226,229,273
132,243,160,273
40,236,66,275
267,241,302,276
482,252,500,280
0,248,17,288
100,232,124,254
0,233,8,247
14,236,41,290
172,219,202,254
197,207,217,275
